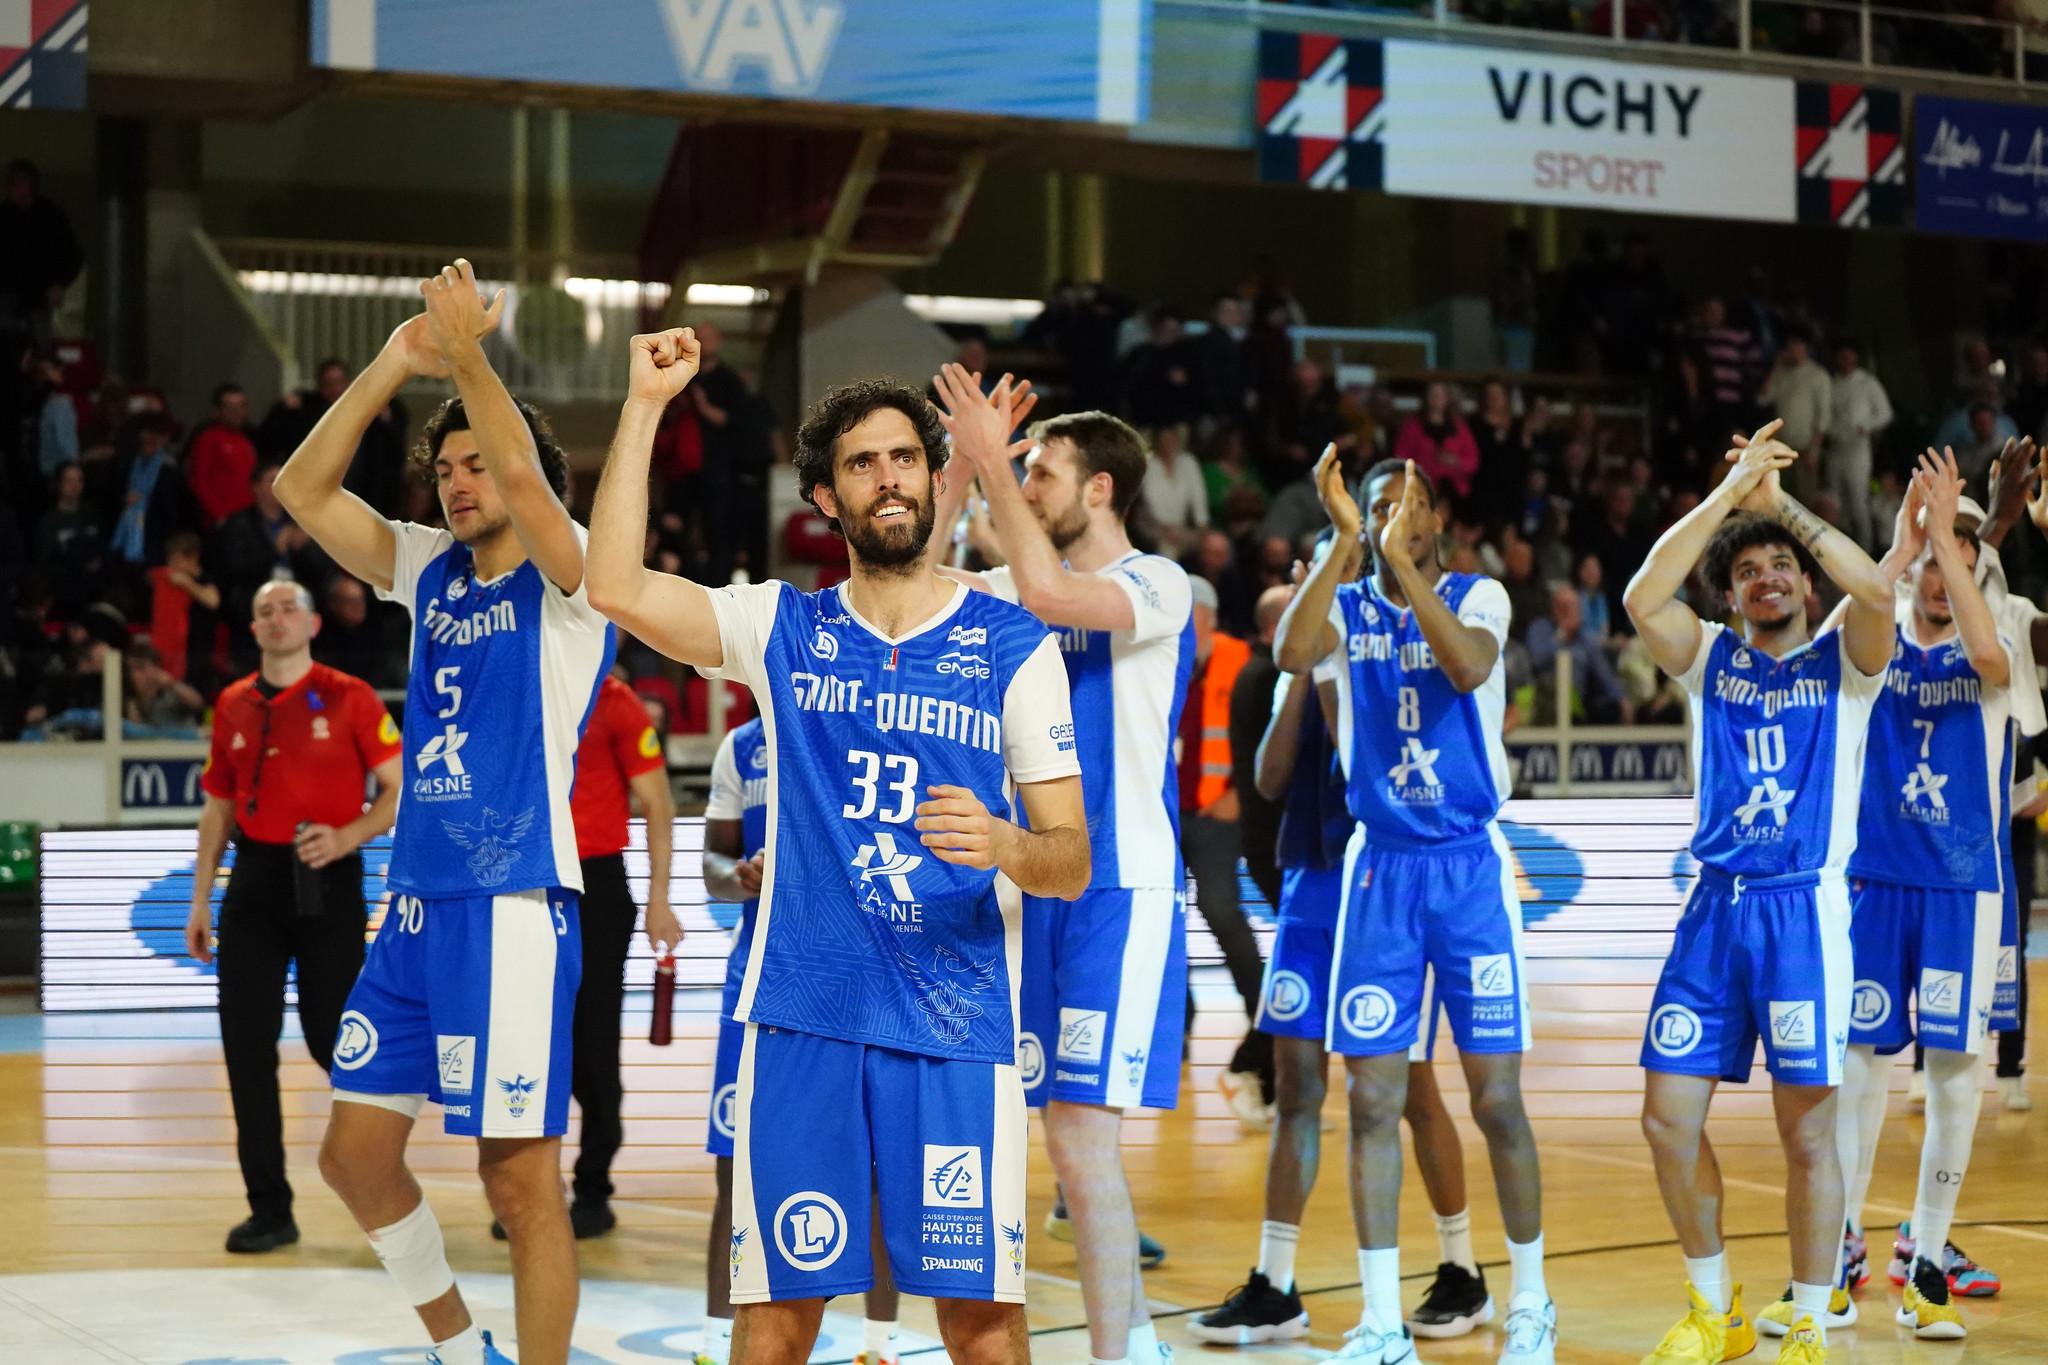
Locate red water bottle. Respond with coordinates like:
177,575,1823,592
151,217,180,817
650,953,676,1047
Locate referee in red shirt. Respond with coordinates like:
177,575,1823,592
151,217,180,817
184,579,402,1253
495,673,677,1238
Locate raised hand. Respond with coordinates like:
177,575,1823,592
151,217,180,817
1312,444,1361,539
384,314,454,380
417,258,506,359
930,364,1038,474
1379,459,1428,569
1721,418,1794,511
1916,446,1965,544
1987,436,2039,535
627,328,703,407
1891,462,1927,564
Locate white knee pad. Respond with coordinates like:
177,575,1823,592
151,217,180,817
367,1199,457,1306
332,1089,426,1120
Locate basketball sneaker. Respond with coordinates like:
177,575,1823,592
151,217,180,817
1408,1261,1494,1338
430,1331,514,1364
1190,1270,1310,1344
1770,1318,1826,1365
1332,1320,1417,1363
853,1351,899,1365
1498,1293,1556,1364
1754,1286,1855,1336
1840,1224,1868,1290
1043,1192,1166,1267
1639,1283,1757,1364
1217,1069,1271,1131
1897,1257,1967,1340
1999,1075,2032,1111
1887,1223,2000,1296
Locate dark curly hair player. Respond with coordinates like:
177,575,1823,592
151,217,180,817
588,334,1090,1365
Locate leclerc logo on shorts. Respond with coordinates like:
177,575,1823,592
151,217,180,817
1017,1032,1045,1087
1649,1004,1702,1058
1338,984,1397,1040
774,1191,848,1272
1769,1000,1815,1049
1470,953,1513,999
1919,968,1963,1017
1265,970,1311,1022
1851,980,1892,1030
712,1082,737,1140
923,1145,984,1209
1058,1008,1106,1063
333,1011,379,1070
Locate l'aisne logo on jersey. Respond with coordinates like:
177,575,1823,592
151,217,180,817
412,722,474,803
1733,777,1796,837
1899,762,1951,823
854,830,923,928
1386,737,1444,802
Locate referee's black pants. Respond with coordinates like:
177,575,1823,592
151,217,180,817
571,851,637,1206
216,839,366,1223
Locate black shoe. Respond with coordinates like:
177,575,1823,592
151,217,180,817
1139,1230,1167,1269
491,1217,508,1241
1188,1269,1310,1344
570,1201,616,1239
225,1214,300,1254
1408,1261,1494,1339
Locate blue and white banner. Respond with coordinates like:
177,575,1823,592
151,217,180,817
310,0,1150,124
1915,93,2048,242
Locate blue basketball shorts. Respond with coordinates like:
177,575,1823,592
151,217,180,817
1256,866,1343,1041
1326,826,1529,1059
1992,829,2022,1032
1641,868,1851,1086
727,1024,1027,1305
333,888,580,1137
707,1012,743,1158
1848,878,2000,1056
1019,885,1186,1109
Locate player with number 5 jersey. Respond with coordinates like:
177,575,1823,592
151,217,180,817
587,333,1087,1365
1623,420,1894,1365
273,260,613,1365
1276,452,1552,1365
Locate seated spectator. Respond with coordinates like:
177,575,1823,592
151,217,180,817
108,413,192,575
122,640,203,736
29,349,78,478
185,383,258,528
36,461,105,613
1574,479,1651,626
1575,553,1613,642
1501,532,1549,641
1201,426,1265,514
1394,381,1481,510
21,602,126,740
1528,582,1632,725
1141,423,1208,554
1618,634,1688,725
148,530,220,685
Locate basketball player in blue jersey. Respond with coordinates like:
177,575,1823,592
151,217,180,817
587,329,1088,1365
698,719,903,1365
274,261,616,1365
1194,558,1487,1350
1818,450,2008,1344
931,365,1195,1365
1275,453,1552,1365
1623,421,1893,1365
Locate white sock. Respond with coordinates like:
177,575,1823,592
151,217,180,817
1128,1321,1159,1362
1434,1208,1478,1276
1836,1046,1889,1235
1685,1251,1730,1314
1791,1280,1832,1340
1913,1049,1983,1257
1090,1358,1130,1365
864,1318,898,1358
1257,1220,1301,1292
701,1316,733,1365
1359,1246,1403,1336
431,1326,485,1365
1506,1232,1546,1303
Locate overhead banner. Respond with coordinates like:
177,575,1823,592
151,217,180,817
311,0,1150,124
0,1,88,109
1915,93,2048,242
1256,32,1903,228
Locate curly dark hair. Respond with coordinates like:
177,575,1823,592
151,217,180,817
1362,456,1437,506
792,379,948,535
1700,513,1815,599
410,395,569,499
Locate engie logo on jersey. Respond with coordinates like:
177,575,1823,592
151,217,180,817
935,651,991,679
923,1145,984,1209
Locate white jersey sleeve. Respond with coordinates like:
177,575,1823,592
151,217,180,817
1832,625,1888,696
1677,620,1727,695
696,581,787,690
1998,593,2048,737
1002,636,1083,784
978,565,1020,605
546,521,608,627
375,521,455,614
1457,577,1513,648
705,728,745,819
1107,554,1192,643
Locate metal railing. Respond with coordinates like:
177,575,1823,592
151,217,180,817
1198,0,2048,92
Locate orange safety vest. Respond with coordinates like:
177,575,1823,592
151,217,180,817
1193,632,1251,811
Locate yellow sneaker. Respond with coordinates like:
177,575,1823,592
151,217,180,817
1754,1285,1855,1337
1897,1257,1967,1341
1722,1284,1757,1360
1772,1318,1828,1364
1641,1284,1726,1364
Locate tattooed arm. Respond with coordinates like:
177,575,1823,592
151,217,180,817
1760,458,1893,675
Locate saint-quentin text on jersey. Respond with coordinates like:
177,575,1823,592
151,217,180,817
788,671,1003,755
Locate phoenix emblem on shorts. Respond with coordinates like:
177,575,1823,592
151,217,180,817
442,806,535,887
1002,1219,1025,1274
896,944,999,1046
496,1073,538,1119
730,1226,748,1278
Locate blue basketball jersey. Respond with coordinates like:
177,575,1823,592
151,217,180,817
982,553,1194,889
1850,628,2010,891
1274,671,1353,873
704,579,1079,1063
376,522,614,897
706,718,771,1014
1682,622,1885,877
1325,573,1512,845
